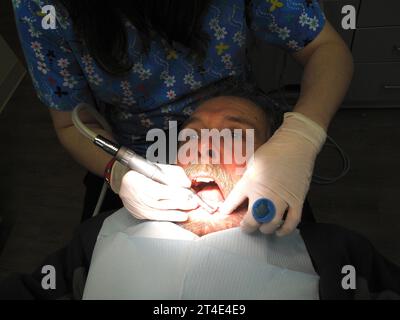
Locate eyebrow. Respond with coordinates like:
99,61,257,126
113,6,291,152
183,115,257,130
224,115,257,129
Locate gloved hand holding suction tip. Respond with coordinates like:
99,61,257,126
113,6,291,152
219,112,327,236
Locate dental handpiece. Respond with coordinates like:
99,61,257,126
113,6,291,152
93,135,216,213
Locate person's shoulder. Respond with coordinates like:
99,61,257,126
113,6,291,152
13,0,56,15
249,0,318,13
13,0,73,41
13,0,69,24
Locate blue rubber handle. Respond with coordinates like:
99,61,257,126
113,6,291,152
252,198,276,223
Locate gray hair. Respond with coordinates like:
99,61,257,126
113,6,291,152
205,76,285,135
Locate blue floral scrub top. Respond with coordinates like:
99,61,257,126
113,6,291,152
13,0,325,156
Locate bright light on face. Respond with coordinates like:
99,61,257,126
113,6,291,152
174,95,271,237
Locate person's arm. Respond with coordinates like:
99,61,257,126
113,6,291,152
12,1,115,177
292,21,354,131
50,109,114,177
221,1,354,235
246,0,353,130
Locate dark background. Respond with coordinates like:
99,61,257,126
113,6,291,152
0,0,399,282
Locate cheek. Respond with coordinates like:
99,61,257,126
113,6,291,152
177,139,198,165
222,163,244,180
220,142,250,175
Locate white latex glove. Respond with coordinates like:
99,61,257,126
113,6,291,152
219,112,327,236
110,161,199,221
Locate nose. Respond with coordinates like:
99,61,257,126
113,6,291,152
198,138,220,164
201,148,216,159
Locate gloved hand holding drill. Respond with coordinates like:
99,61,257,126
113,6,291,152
110,161,207,221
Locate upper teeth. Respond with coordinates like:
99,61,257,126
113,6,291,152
194,177,214,183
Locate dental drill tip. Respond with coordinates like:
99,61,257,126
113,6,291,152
189,191,217,213
204,202,218,214
198,199,217,214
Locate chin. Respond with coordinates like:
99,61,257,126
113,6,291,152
177,205,247,237
179,166,247,236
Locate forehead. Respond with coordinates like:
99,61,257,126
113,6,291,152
189,96,266,126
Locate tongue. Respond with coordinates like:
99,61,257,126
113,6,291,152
197,185,224,204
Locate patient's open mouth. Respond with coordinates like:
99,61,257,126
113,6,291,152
190,175,225,205
180,168,248,236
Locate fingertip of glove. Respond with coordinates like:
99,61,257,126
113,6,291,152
240,220,257,234
169,213,189,222
218,201,236,215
